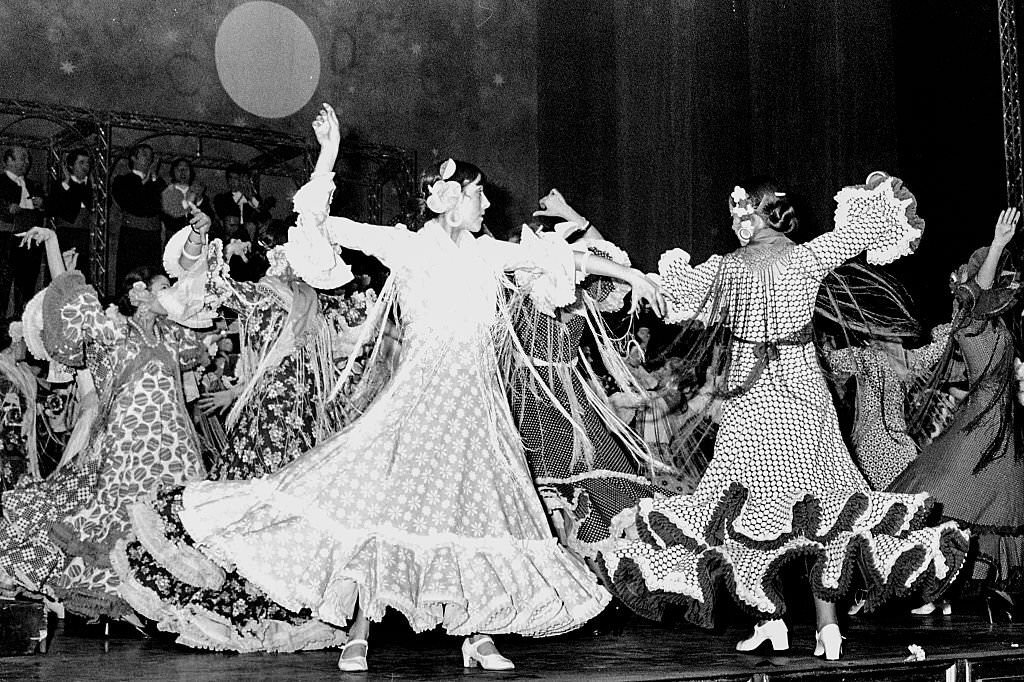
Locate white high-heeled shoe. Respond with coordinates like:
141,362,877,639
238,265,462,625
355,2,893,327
735,619,789,653
911,600,952,616
813,623,844,660
337,638,368,672
462,635,515,671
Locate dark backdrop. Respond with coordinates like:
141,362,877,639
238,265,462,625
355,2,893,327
538,0,1012,325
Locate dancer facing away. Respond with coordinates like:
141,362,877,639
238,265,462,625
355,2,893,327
890,208,1024,607
826,322,951,490
0,222,208,622
507,188,659,561
600,174,969,660
146,103,664,672
112,216,377,652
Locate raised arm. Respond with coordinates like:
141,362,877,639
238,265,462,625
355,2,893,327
802,174,924,277
976,208,1019,290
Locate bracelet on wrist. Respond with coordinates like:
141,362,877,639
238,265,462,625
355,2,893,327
180,250,202,262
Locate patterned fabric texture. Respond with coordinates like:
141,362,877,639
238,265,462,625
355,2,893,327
509,289,657,559
0,273,205,618
827,325,950,489
601,180,968,627
113,282,374,652
889,317,1024,593
141,179,609,648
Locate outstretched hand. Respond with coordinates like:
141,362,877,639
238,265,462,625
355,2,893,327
16,226,56,248
993,207,1020,247
533,188,583,224
198,388,235,415
186,204,212,236
312,103,341,150
629,274,667,318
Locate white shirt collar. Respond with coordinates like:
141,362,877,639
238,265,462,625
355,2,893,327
4,170,24,186
132,169,147,180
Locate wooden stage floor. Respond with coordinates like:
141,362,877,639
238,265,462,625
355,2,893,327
3,608,1024,681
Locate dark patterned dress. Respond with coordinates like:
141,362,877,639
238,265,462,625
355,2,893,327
827,325,950,490
0,359,34,501
510,257,657,558
889,317,1024,593
112,276,375,652
0,271,206,619
601,178,969,626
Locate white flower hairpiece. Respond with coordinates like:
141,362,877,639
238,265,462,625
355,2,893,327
131,281,147,292
730,186,755,219
8,321,23,342
426,158,462,214
265,245,291,278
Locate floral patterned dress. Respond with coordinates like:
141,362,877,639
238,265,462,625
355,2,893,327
113,269,376,652
143,174,609,647
601,178,969,626
0,272,205,619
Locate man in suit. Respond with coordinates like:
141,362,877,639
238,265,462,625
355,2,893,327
0,146,44,314
213,164,264,238
47,148,94,282
112,144,165,283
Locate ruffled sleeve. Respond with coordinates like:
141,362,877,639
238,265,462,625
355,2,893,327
655,249,723,324
493,228,577,317
41,272,123,368
803,176,924,275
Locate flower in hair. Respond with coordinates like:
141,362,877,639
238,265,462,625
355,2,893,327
439,158,456,181
729,186,755,220
8,321,23,342
132,281,147,292
265,245,291,278
426,178,462,214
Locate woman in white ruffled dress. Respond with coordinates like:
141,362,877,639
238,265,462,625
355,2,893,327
601,174,969,660
165,105,664,673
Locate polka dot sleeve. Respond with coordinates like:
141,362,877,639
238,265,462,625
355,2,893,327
42,271,123,367
654,249,723,324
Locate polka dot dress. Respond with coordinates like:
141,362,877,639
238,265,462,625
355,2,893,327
602,180,969,626
177,220,609,639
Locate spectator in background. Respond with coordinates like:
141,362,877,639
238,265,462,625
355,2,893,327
112,144,165,283
0,146,44,315
213,164,263,235
161,157,208,234
47,148,94,282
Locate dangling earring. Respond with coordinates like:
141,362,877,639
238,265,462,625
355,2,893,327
448,209,464,227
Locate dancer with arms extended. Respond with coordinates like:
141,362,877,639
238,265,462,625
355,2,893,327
161,104,664,672
601,175,969,660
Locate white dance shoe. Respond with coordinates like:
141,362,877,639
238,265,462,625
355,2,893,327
813,623,844,660
462,635,515,671
337,638,368,672
911,601,952,616
735,619,789,653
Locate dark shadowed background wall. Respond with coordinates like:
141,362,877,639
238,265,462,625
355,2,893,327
0,0,1016,325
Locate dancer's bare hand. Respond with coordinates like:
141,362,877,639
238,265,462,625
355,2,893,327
312,103,340,149
16,226,55,248
629,273,666,317
993,207,1020,247
188,207,212,235
198,389,235,415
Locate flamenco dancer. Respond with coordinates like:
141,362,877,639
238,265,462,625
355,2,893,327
826,322,952,490
507,188,660,560
138,104,664,672
111,215,376,651
601,174,969,659
0,224,207,622
890,208,1024,610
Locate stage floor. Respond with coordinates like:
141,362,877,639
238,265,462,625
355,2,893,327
3,608,1024,681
